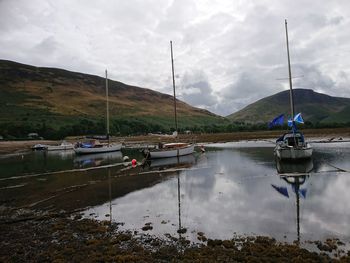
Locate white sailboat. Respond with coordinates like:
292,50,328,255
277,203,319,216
274,20,312,160
74,70,122,155
143,41,194,159
46,141,74,151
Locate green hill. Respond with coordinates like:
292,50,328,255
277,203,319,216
0,60,227,138
227,89,350,124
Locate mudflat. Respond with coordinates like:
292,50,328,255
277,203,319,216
1,127,349,155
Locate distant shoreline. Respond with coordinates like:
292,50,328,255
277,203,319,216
0,127,349,155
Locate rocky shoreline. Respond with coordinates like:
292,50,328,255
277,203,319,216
1,208,349,262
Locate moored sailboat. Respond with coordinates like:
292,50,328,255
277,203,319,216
74,70,122,155
143,41,194,159
46,141,74,151
274,20,312,160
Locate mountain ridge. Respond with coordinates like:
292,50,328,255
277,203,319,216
0,59,226,137
227,88,350,124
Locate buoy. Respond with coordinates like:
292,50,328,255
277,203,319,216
123,156,130,162
131,159,137,166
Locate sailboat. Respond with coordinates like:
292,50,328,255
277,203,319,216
274,20,313,160
74,70,122,154
143,41,194,159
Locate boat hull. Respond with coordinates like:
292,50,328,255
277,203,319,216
275,144,313,160
47,144,74,151
31,144,47,151
148,144,194,159
74,143,122,155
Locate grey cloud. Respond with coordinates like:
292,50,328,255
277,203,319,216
177,70,218,108
292,64,335,92
0,0,350,117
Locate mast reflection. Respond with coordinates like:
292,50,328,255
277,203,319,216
273,158,313,243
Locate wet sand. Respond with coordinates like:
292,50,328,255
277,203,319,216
1,127,349,155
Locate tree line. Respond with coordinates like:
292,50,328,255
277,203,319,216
1,119,349,140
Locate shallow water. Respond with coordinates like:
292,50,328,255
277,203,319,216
1,141,350,246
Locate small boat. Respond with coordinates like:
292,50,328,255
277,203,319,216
274,20,312,160
275,132,313,160
143,41,194,159
31,144,47,151
74,70,122,155
144,143,195,159
74,139,122,154
46,141,74,151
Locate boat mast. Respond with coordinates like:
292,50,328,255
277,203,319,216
285,19,295,119
105,69,110,144
170,41,178,133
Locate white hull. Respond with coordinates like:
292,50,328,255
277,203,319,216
275,144,312,160
74,143,122,155
148,144,194,159
47,144,74,151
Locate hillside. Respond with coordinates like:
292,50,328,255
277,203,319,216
227,89,350,124
0,60,226,138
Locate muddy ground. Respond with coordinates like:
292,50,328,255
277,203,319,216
1,127,350,155
1,209,349,262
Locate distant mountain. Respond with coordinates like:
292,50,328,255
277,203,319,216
0,60,226,137
227,89,350,124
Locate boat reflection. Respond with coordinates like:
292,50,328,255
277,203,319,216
45,149,75,159
74,151,123,168
276,158,314,174
273,160,311,243
146,154,195,169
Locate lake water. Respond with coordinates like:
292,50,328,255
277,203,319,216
1,141,350,246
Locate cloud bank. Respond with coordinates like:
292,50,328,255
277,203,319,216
1,0,349,116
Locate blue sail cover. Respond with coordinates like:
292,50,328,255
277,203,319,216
268,114,284,128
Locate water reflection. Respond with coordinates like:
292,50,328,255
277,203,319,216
146,154,195,169
1,141,350,245
84,143,350,244
273,159,312,243
276,158,314,174
74,151,123,168
45,150,75,159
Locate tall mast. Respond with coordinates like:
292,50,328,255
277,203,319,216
105,69,110,143
170,41,178,133
285,19,295,119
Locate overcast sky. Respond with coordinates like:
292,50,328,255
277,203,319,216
1,0,349,116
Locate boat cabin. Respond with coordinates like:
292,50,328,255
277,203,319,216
277,132,305,147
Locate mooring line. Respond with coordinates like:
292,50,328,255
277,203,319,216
323,162,348,173
0,162,127,181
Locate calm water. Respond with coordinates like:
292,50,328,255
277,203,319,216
1,141,350,245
